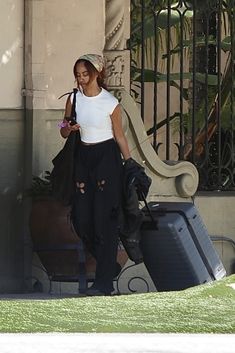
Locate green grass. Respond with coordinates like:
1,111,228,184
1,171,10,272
0,275,234,333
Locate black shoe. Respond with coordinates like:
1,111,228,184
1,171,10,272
86,285,112,297
114,262,122,278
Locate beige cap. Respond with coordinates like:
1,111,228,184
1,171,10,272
78,54,104,72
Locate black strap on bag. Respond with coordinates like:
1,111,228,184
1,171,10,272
58,88,77,120
63,89,78,124
139,190,158,230
50,88,80,205
71,89,77,118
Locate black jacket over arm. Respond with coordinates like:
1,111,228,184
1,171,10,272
119,158,152,264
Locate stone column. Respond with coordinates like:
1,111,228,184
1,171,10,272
104,0,130,91
23,0,47,292
24,0,47,111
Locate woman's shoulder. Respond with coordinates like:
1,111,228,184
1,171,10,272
74,88,83,97
101,88,118,103
69,88,82,102
100,88,119,113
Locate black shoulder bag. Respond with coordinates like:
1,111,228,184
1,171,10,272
50,88,80,205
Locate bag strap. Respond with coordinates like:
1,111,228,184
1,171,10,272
71,88,78,120
139,190,158,229
58,91,72,99
58,88,78,121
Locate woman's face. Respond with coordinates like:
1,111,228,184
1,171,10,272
74,62,97,88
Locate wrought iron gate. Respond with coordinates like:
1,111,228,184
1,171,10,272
129,0,235,191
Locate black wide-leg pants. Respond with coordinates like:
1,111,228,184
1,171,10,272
72,139,123,293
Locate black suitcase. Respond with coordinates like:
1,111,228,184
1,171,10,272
140,202,226,291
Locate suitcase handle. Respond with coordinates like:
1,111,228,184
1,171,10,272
140,191,158,230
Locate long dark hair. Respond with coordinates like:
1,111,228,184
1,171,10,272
73,59,107,89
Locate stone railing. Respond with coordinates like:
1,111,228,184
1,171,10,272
104,0,198,200
117,89,199,200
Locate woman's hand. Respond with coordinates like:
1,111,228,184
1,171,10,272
67,121,80,132
60,121,80,138
60,94,80,138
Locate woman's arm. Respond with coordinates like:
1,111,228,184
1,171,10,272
111,104,131,161
60,95,80,138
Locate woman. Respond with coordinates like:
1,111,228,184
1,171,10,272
60,54,131,296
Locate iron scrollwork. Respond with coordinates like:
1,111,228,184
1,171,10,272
116,263,150,294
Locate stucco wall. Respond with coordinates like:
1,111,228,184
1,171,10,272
195,195,235,275
45,0,105,109
0,0,24,108
0,0,25,292
25,0,106,174
25,0,105,110
0,0,106,292
0,110,25,292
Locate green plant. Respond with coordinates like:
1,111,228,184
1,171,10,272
130,0,234,162
27,171,52,199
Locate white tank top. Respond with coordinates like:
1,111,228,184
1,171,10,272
70,88,119,143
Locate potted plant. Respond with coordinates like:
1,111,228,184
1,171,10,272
28,172,128,287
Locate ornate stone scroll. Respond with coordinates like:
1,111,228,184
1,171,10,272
105,0,125,50
104,1,198,199
104,0,130,90
104,50,130,90
118,89,199,198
